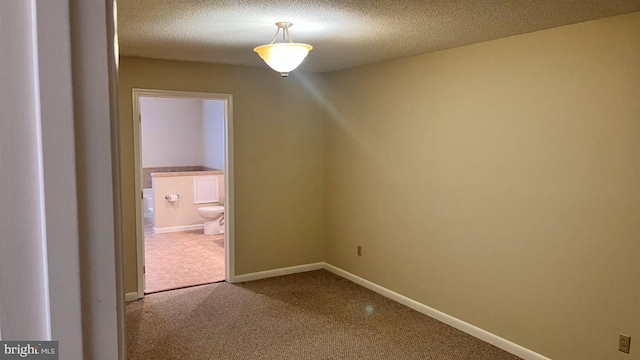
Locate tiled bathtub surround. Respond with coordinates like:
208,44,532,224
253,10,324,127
143,166,218,189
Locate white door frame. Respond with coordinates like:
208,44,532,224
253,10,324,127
132,88,235,299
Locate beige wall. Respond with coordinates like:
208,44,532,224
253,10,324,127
153,173,224,229
119,12,640,359
324,12,640,360
118,58,325,293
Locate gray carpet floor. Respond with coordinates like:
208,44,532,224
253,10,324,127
126,270,521,359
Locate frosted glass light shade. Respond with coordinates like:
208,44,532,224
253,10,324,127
254,43,313,74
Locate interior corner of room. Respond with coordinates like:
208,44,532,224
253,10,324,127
118,11,640,360
4,1,639,359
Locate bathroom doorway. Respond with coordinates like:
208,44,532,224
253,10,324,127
132,89,234,298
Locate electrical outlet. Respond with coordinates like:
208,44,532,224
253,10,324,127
357,245,362,256
619,334,631,354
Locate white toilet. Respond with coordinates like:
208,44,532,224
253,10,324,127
197,206,225,235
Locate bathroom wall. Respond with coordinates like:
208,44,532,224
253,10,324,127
202,100,225,170
324,12,640,360
153,173,224,230
142,166,214,189
140,96,204,168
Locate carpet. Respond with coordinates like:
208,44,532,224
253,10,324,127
126,270,521,359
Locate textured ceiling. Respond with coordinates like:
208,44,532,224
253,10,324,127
117,0,640,73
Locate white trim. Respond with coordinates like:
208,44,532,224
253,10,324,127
323,263,551,360
159,260,548,360
132,88,235,298
132,90,144,299
69,0,122,357
193,176,220,204
233,262,324,283
223,95,235,283
124,292,140,303
31,0,52,339
152,224,205,234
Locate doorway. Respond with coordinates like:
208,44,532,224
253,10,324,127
132,89,234,298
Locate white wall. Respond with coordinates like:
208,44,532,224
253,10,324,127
140,97,204,167
0,0,50,341
37,0,84,356
2,0,123,357
0,1,107,358
202,100,225,170
70,0,123,358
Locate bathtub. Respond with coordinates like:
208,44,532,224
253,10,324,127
142,188,154,219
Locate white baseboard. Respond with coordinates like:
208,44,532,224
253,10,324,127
153,224,204,234
233,262,324,283
323,263,550,360
125,292,140,302
140,259,547,360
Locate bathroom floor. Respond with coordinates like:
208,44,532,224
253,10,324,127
144,220,225,293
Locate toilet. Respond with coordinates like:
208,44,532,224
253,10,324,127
197,206,225,235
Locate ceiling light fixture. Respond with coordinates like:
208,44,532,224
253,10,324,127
254,22,312,77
